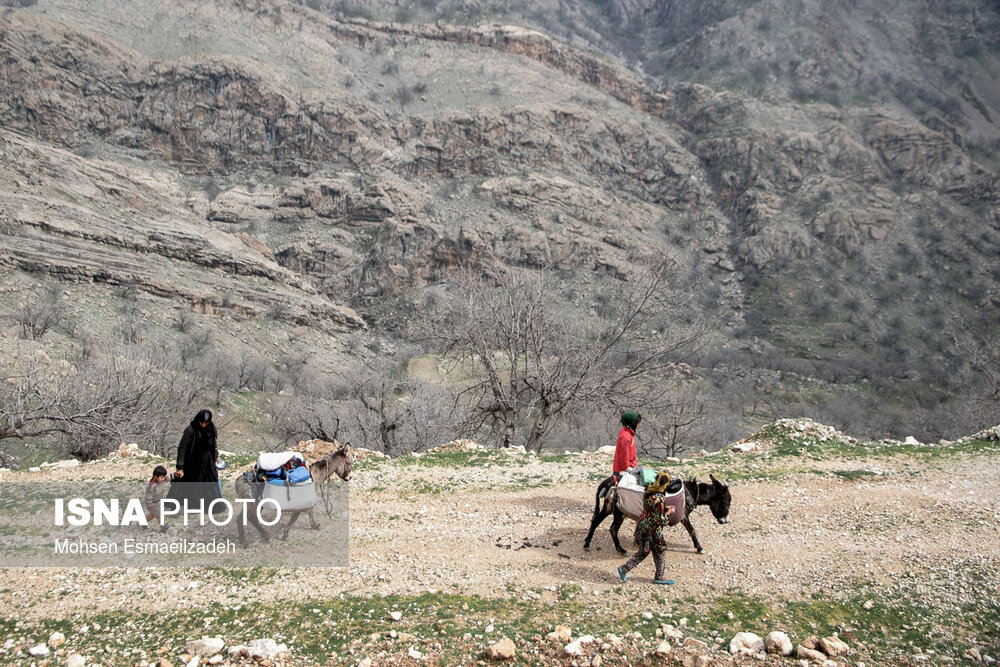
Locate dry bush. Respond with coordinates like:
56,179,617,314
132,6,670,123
13,287,65,340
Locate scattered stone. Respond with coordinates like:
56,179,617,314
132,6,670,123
765,631,793,656
819,635,849,657
155,660,173,667
655,641,672,656
107,442,151,459
797,645,826,662
801,636,820,650
388,611,403,622
358,659,372,667
64,655,86,667
964,649,982,663
186,637,224,656
48,632,66,648
29,644,50,657
407,646,423,660
485,637,516,661
565,640,583,657
553,625,573,642
662,625,684,641
684,637,708,650
729,632,764,655
247,639,287,661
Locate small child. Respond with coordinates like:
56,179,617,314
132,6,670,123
144,465,175,532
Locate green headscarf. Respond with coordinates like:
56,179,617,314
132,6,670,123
621,411,641,430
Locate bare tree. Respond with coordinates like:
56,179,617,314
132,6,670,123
428,260,706,451
339,353,455,456
264,394,341,447
0,345,190,462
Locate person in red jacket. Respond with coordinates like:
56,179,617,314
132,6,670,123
613,411,641,473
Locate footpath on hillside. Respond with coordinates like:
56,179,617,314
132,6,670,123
0,420,998,666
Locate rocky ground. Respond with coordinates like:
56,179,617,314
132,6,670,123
1,420,998,665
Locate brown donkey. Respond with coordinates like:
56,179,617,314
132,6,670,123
234,446,353,546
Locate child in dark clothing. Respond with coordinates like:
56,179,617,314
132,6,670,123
144,465,174,532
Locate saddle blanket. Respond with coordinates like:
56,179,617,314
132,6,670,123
616,486,686,526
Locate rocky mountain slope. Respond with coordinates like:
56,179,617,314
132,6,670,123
1,0,998,442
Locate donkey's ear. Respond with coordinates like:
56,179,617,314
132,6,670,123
710,474,723,486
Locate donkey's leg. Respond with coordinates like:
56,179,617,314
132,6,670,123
248,505,271,543
610,510,628,555
308,508,320,530
681,517,703,554
584,508,611,549
281,511,302,540
237,517,248,547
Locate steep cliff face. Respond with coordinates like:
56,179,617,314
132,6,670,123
0,0,998,437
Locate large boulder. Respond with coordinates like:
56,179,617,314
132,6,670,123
765,631,793,656
729,632,765,655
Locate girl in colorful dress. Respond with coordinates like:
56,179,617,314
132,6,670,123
617,471,676,585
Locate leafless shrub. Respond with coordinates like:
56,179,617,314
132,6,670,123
13,287,65,340
174,310,195,333
118,303,146,344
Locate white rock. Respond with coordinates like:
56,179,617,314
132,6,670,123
765,631,793,656
247,639,287,660
64,654,86,667
565,641,583,656
662,625,684,641
407,646,422,660
186,637,224,656
29,645,50,657
578,635,595,644
729,632,765,655
48,631,66,648
358,659,372,667
655,641,672,656
389,611,403,622
186,657,199,667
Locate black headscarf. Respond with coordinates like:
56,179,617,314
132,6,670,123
191,409,217,450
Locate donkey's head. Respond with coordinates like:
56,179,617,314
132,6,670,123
708,474,731,524
332,445,354,481
312,445,354,483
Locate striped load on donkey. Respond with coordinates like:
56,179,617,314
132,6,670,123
244,452,319,512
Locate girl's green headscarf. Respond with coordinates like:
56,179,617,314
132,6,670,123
621,411,641,429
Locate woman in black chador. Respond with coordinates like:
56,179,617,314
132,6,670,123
168,409,222,508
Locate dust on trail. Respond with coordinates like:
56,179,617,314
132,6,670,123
2,445,998,621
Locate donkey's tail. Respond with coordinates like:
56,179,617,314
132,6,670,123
595,476,615,513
